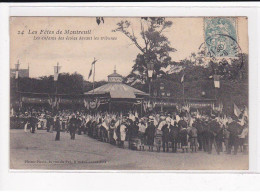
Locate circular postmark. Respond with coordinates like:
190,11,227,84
205,34,239,58
198,33,245,70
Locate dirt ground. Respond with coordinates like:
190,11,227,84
10,129,249,170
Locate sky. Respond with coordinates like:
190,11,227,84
10,17,248,81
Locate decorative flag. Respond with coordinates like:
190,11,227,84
15,60,20,79
213,75,220,88
239,116,245,126
187,113,194,127
143,101,147,113
88,58,98,80
219,102,223,113
19,98,22,109
183,103,190,113
56,97,61,109
176,115,180,123
83,99,87,107
11,108,14,117
196,109,201,119
234,103,241,117
181,74,185,83
52,99,56,108
129,113,135,121
88,66,93,80
15,71,19,79
48,97,52,106
135,111,138,118
96,99,100,109
152,101,156,109
54,63,61,81
84,99,90,110
244,106,248,118
102,121,109,130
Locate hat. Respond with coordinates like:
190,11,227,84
211,114,216,119
166,117,171,123
160,116,166,120
149,118,154,122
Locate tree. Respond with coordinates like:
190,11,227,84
58,72,84,94
113,17,176,84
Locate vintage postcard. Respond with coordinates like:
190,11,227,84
10,17,248,170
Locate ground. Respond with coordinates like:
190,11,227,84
10,129,249,170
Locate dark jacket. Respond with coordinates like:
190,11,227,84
161,124,170,141
54,118,61,131
69,117,78,131
170,125,179,140
145,124,156,145
29,116,38,128
178,120,187,129
208,119,221,136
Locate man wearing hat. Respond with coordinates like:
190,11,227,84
109,119,117,145
169,119,179,153
69,114,77,140
145,118,156,151
54,115,61,141
29,113,38,133
193,118,204,151
128,119,139,150
206,115,220,154
162,117,171,152
227,115,243,155
188,123,198,153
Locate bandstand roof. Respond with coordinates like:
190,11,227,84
85,82,148,99
85,69,148,99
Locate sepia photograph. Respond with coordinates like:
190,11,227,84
9,16,249,170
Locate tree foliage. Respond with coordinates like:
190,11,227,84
113,17,176,83
10,72,108,96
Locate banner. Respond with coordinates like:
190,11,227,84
213,75,220,88
234,103,241,117
54,65,61,81
181,74,185,83
15,71,19,79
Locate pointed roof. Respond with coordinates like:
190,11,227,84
108,70,122,78
85,82,148,99
108,66,121,78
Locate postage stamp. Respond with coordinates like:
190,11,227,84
204,17,239,58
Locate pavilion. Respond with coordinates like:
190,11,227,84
84,69,149,113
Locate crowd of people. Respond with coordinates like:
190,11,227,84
12,106,249,155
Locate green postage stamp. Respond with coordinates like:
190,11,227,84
204,17,239,58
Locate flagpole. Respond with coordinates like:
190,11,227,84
182,82,185,103
182,73,185,104
93,58,95,95
55,62,59,95
53,62,60,111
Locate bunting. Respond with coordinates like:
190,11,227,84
213,75,220,88
54,63,61,81
181,74,185,83
234,103,241,117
